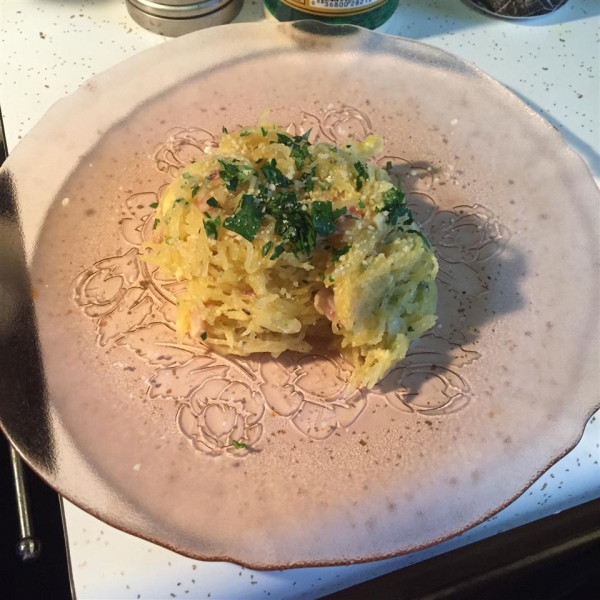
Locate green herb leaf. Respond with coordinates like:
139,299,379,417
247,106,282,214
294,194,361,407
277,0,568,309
414,230,432,249
152,218,160,230
240,130,250,137
218,160,255,192
200,332,207,341
290,144,310,170
354,161,369,191
328,275,335,283
275,133,311,169
261,158,292,187
206,197,221,208
231,439,247,449
261,241,273,257
191,185,200,197
357,200,365,209
301,166,317,192
385,161,393,172
223,195,264,242
267,191,315,257
332,245,350,263
382,186,412,226
312,201,338,237
174,198,186,205
203,215,221,240
218,160,239,191
149,202,158,209
312,202,347,237
333,206,347,220
182,172,191,180
222,126,228,134
270,244,285,261
261,126,268,137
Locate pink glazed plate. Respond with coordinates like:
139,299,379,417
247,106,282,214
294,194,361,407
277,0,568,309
0,21,598,569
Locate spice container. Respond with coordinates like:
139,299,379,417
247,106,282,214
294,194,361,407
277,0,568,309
263,0,399,30
465,0,569,18
126,0,243,37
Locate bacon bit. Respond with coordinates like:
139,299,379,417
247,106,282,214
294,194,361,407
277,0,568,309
208,170,220,180
349,205,365,217
242,289,255,296
314,288,336,321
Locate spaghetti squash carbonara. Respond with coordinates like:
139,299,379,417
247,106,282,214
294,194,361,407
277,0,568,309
142,125,438,388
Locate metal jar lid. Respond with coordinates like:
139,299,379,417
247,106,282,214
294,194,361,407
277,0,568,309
126,0,243,37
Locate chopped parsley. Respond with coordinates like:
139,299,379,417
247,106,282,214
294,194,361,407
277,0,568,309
333,206,347,220
290,144,311,170
275,133,311,169
152,218,160,230
270,244,285,261
173,198,187,205
357,200,365,209
261,126,268,137
415,230,432,248
231,439,247,449
266,191,315,256
200,332,207,341
223,194,264,242
191,185,200,197
222,126,228,134
382,186,413,226
276,133,292,144
206,197,221,208
312,201,346,237
332,245,350,262
240,130,250,137
385,161,393,173
182,172,191,180
149,202,158,209
203,215,221,239
354,161,369,191
261,241,273,257
301,166,317,192
218,160,255,192
261,159,292,187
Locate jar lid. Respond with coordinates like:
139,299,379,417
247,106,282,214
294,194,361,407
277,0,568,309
126,0,243,36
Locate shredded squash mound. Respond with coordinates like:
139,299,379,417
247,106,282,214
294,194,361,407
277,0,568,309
142,125,438,389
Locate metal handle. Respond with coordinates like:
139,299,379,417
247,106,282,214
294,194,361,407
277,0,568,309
9,445,42,561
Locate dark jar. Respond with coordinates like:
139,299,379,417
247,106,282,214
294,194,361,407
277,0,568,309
263,0,399,31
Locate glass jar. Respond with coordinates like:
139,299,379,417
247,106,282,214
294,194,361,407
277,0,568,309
263,0,399,31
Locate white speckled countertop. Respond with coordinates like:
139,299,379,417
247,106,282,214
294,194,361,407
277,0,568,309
1,1,599,598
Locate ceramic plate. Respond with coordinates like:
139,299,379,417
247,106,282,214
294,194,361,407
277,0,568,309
0,21,598,569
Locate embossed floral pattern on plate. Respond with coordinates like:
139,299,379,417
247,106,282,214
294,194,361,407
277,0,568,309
73,106,511,456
